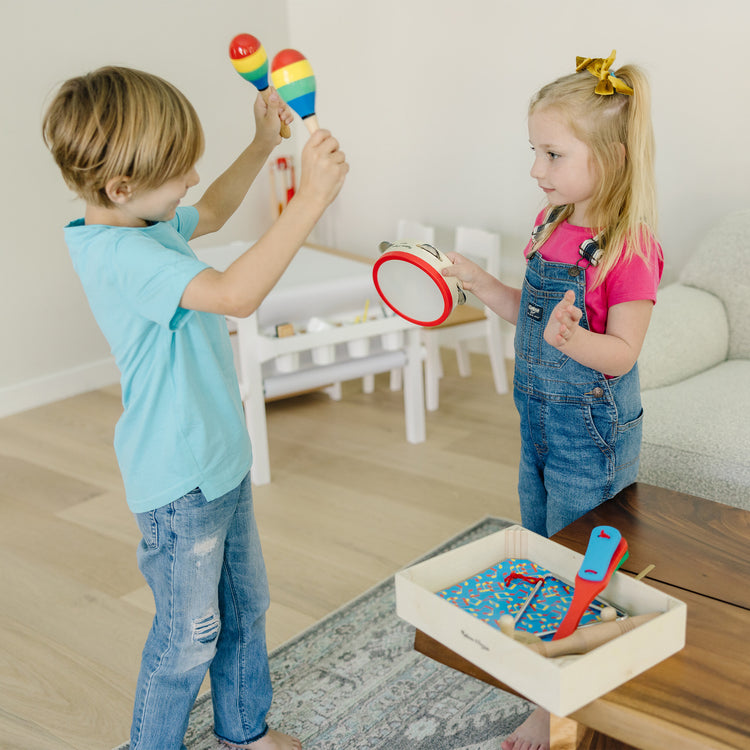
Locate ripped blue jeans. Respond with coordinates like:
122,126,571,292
130,474,271,750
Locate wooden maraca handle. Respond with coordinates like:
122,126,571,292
302,114,320,135
527,612,660,658
260,88,291,139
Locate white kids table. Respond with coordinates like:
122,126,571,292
195,241,425,485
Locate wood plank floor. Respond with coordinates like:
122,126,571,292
0,353,521,749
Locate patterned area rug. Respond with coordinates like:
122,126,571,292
115,517,532,749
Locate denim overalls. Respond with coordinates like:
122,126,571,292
513,251,643,537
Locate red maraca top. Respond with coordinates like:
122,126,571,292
229,33,261,59
271,48,307,70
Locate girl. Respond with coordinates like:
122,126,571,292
443,51,663,750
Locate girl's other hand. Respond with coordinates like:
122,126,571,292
545,289,582,348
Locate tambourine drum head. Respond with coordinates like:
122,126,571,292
373,253,452,326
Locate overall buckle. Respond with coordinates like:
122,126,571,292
578,237,604,267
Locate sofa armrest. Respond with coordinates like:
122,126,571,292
638,283,729,390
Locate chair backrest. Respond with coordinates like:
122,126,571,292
396,219,435,245
454,226,501,278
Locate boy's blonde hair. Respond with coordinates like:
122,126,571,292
528,60,657,284
43,66,205,207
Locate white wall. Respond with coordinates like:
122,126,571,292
286,0,750,272
2,0,749,416
0,0,290,415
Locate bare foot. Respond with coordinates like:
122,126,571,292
220,728,302,749
501,706,550,750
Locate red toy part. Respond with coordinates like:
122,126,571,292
553,537,628,640
229,33,261,59
271,48,307,71
372,250,454,327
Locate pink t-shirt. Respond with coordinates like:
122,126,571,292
524,212,664,334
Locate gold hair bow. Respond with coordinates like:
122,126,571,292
575,49,633,96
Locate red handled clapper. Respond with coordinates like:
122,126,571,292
553,525,629,640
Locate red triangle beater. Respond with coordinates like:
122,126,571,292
553,525,629,641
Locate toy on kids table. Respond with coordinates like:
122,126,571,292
229,33,291,139
373,241,467,327
271,48,319,133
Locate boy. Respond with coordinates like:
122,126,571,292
42,65,348,750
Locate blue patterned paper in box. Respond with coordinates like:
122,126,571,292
436,558,601,640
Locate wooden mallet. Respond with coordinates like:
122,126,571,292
527,612,660,658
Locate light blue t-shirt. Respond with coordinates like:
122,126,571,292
65,207,252,513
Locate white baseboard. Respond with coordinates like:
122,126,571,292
0,359,119,418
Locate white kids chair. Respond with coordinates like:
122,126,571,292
421,225,508,410
396,219,436,246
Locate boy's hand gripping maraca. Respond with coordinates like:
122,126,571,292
251,87,294,152
229,33,292,139
296,129,348,211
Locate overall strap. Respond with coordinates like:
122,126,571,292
527,206,565,260
527,206,606,268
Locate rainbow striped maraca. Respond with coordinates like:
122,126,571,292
271,49,319,133
229,33,291,139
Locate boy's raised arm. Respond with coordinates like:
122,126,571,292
192,89,293,238
181,129,348,318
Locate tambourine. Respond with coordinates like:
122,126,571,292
372,241,466,327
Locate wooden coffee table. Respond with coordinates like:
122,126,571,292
414,483,750,749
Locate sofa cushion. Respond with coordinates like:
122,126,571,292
638,360,750,510
638,284,729,389
680,208,750,360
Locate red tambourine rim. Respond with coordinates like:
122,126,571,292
372,250,453,327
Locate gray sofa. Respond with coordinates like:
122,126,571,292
636,209,750,510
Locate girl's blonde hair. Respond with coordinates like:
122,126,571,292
528,61,657,285
43,66,205,207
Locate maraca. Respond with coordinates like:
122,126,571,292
229,33,291,139
271,49,319,133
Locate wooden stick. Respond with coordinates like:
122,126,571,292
634,563,656,581
499,614,542,644
526,613,660,658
